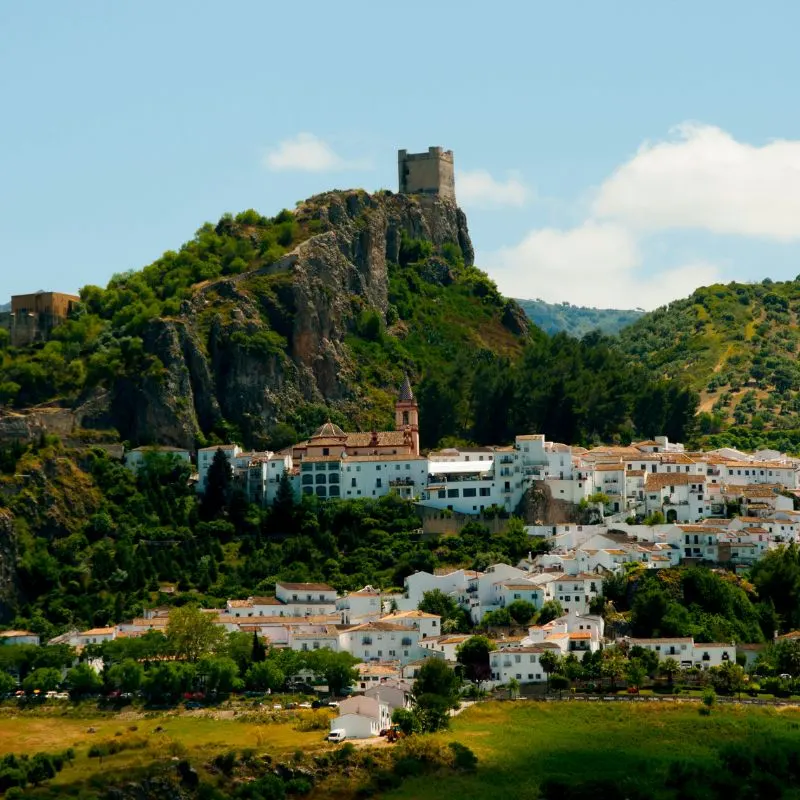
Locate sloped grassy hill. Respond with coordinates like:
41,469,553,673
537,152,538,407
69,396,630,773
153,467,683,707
618,278,800,449
516,298,643,337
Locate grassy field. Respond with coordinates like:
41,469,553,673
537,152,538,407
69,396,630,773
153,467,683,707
0,706,333,797
385,701,800,800
6,701,800,798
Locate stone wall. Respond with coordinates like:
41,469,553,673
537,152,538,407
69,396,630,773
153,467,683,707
398,147,456,201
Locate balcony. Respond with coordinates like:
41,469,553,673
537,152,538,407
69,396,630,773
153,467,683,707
361,637,373,645
499,456,515,464
390,478,416,487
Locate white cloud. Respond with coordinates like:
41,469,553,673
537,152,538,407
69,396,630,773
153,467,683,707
594,123,800,240
487,222,721,310
457,169,529,208
264,133,360,172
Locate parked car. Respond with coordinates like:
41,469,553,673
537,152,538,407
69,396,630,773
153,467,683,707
298,702,312,709
327,729,347,743
272,704,283,710
327,701,339,709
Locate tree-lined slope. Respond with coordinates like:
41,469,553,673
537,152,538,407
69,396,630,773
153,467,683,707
619,278,800,450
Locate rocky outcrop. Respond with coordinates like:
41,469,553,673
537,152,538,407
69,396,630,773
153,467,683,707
0,510,18,622
85,191,478,448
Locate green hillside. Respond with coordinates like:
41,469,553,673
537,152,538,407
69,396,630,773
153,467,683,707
618,278,800,451
517,298,643,337
0,190,696,452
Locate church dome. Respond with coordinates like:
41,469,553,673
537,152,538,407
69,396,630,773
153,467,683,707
312,421,346,439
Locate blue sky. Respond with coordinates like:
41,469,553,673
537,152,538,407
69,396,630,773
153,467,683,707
3,1,800,309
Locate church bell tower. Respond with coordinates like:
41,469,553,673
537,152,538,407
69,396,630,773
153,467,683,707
395,374,419,456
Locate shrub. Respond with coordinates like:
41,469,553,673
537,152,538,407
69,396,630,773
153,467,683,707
448,741,478,771
214,751,238,776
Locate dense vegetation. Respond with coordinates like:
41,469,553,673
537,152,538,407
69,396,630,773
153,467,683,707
0,209,309,413
516,298,643,337
600,563,777,644
618,277,800,451
415,331,698,448
0,190,699,452
0,442,545,635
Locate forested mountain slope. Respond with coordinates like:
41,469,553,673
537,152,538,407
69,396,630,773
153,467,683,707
516,298,642,337
0,189,696,452
618,278,800,451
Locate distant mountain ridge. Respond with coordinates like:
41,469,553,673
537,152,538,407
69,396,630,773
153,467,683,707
516,298,643,337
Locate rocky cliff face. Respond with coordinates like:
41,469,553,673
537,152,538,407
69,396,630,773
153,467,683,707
64,190,523,449
0,510,18,623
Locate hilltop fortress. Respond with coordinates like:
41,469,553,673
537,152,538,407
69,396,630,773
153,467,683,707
398,146,455,201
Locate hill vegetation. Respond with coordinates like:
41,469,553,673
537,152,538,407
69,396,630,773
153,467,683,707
516,298,643,337
618,277,800,452
0,191,696,452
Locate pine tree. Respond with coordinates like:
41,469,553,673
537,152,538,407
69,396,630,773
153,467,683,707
251,630,266,663
200,448,232,520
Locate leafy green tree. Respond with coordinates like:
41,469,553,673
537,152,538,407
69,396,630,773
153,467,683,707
412,658,461,707
245,661,285,692
143,662,196,704
539,650,561,691
107,659,144,693
419,589,459,619
456,636,496,683
391,707,414,735
774,638,800,677
0,672,15,695
304,650,359,696
198,656,240,695
550,673,570,697
167,605,225,662
660,657,680,687
22,667,61,694
65,663,103,698
481,607,512,627
537,600,564,626
625,658,647,690
601,648,627,690
507,600,537,626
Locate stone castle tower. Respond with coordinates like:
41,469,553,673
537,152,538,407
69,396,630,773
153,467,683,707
398,146,455,201
395,373,420,456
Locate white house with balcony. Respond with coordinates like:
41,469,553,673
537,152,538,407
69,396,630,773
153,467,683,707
488,643,562,685
339,622,423,665
400,568,479,611
455,563,530,623
336,586,382,625
420,446,528,515
628,637,735,669
643,473,710,523
552,574,601,615
489,579,544,612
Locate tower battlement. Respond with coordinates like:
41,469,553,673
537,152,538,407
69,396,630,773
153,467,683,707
398,146,455,201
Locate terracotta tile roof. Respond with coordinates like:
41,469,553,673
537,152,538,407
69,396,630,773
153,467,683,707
345,622,412,633
629,637,693,645
80,627,115,636
645,473,706,490
0,630,36,637
277,582,335,591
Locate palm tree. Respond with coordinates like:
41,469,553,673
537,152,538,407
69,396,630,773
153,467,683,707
660,657,680,689
507,677,520,700
539,650,561,692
